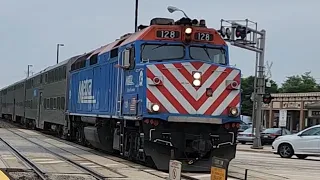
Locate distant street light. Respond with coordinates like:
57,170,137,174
56,43,64,64
167,6,189,18
27,64,33,77
134,0,138,32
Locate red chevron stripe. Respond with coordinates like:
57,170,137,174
196,68,234,111
172,63,219,90
155,63,229,110
222,93,241,115
147,68,188,114
204,73,241,115
146,88,167,112
190,61,203,70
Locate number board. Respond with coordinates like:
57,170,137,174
194,32,213,41
156,30,180,39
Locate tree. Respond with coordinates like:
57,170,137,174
241,76,278,116
279,72,320,93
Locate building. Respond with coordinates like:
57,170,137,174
262,92,320,132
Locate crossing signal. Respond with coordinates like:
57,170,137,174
235,26,250,40
262,93,273,104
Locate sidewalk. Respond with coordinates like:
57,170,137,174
236,144,273,154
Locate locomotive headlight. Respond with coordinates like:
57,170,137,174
151,104,160,112
185,27,192,34
193,79,201,87
193,72,201,79
229,107,239,116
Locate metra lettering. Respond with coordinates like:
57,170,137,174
78,79,96,104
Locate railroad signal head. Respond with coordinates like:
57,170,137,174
262,93,273,104
235,26,250,40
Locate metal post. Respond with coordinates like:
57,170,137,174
252,30,266,149
27,65,31,77
251,41,259,135
170,149,175,159
56,44,60,64
244,169,248,180
56,44,64,64
134,0,138,32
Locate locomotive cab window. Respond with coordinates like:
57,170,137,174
141,44,184,61
189,46,226,65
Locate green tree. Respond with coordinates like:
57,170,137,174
241,76,278,116
279,72,320,93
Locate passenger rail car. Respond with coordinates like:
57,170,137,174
0,16,242,172
1,55,79,135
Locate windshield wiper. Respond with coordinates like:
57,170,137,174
152,43,168,50
202,45,211,60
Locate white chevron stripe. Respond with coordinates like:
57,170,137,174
147,65,196,114
146,98,151,111
197,70,240,114
163,63,227,100
236,102,240,108
182,62,211,75
147,84,179,113
212,91,240,115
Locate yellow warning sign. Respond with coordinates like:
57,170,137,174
0,170,9,180
211,166,226,180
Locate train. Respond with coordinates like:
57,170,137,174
0,16,242,172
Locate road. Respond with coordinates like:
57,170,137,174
187,144,320,180
230,147,320,180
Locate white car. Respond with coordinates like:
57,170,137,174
272,124,320,159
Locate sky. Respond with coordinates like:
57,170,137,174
0,0,319,88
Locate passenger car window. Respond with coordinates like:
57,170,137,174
301,127,320,136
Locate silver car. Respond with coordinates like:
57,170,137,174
237,128,256,144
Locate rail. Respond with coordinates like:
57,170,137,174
0,137,47,180
0,119,240,180
4,128,106,180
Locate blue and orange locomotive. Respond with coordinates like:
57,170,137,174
68,17,241,171
0,16,242,172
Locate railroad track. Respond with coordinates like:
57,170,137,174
3,128,110,180
0,137,47,180
0,119,239,180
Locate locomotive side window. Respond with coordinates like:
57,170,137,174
189,46,226,65
141,44,184,61
61,97,65,109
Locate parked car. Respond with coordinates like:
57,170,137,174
272,124,320,159
260,128,291,145
238,127,265,144
238,124,252,134
238,127,255,144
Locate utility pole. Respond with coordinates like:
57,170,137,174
251,42,259,136
56,43,64,64
134,0,138,32
218,19,267,149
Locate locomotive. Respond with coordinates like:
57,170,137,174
0,16,241,172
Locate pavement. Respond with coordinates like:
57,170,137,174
187,143,320,180
232,143,320,180
236,143,273,154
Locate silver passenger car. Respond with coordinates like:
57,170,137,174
0,55,79,135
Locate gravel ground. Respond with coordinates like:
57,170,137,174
8,171,40,180
0,119,18,128
48,174,96,180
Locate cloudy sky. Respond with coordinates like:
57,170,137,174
0,0,318,88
